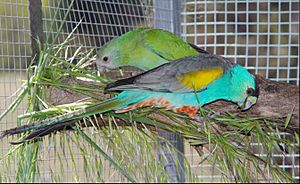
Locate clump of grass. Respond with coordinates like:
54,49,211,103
0,3,298,182
0,23,199,182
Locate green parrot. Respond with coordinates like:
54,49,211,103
96,28,208,72
1,54,259,144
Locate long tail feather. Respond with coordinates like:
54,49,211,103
9,119,80,145
9,114,106,144
0,97,124,142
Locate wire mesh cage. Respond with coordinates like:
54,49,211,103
182,0,299,85
0,0,299,182
181,1,299,182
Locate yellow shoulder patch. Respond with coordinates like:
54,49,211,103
178,68,224,90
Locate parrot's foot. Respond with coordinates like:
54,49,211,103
194,111,220,121
207,111,220,118
194,115,205,122
195,115,206,131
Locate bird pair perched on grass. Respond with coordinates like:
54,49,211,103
0,28,259,143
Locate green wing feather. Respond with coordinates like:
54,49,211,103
143,29,202,60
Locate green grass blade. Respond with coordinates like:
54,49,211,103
74,127,137,183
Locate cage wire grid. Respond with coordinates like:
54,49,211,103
0,0,31,181
181,0,299,181
0,0,299,182
41,0,156,182
182,0,299,85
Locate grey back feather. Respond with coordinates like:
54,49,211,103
105,54,235,93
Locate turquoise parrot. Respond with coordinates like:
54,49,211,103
96,28,208,72
1,54,259,144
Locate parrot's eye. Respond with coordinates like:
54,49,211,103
103,56,109,62
247,88,254,96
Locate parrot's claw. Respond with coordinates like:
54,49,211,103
194,115,204,122
207,111,220,118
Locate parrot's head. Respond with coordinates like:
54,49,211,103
96,28,147,73
96,40,122,73
229,65,259,111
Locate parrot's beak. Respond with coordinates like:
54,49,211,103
238,96,257,111
97,65,112,73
